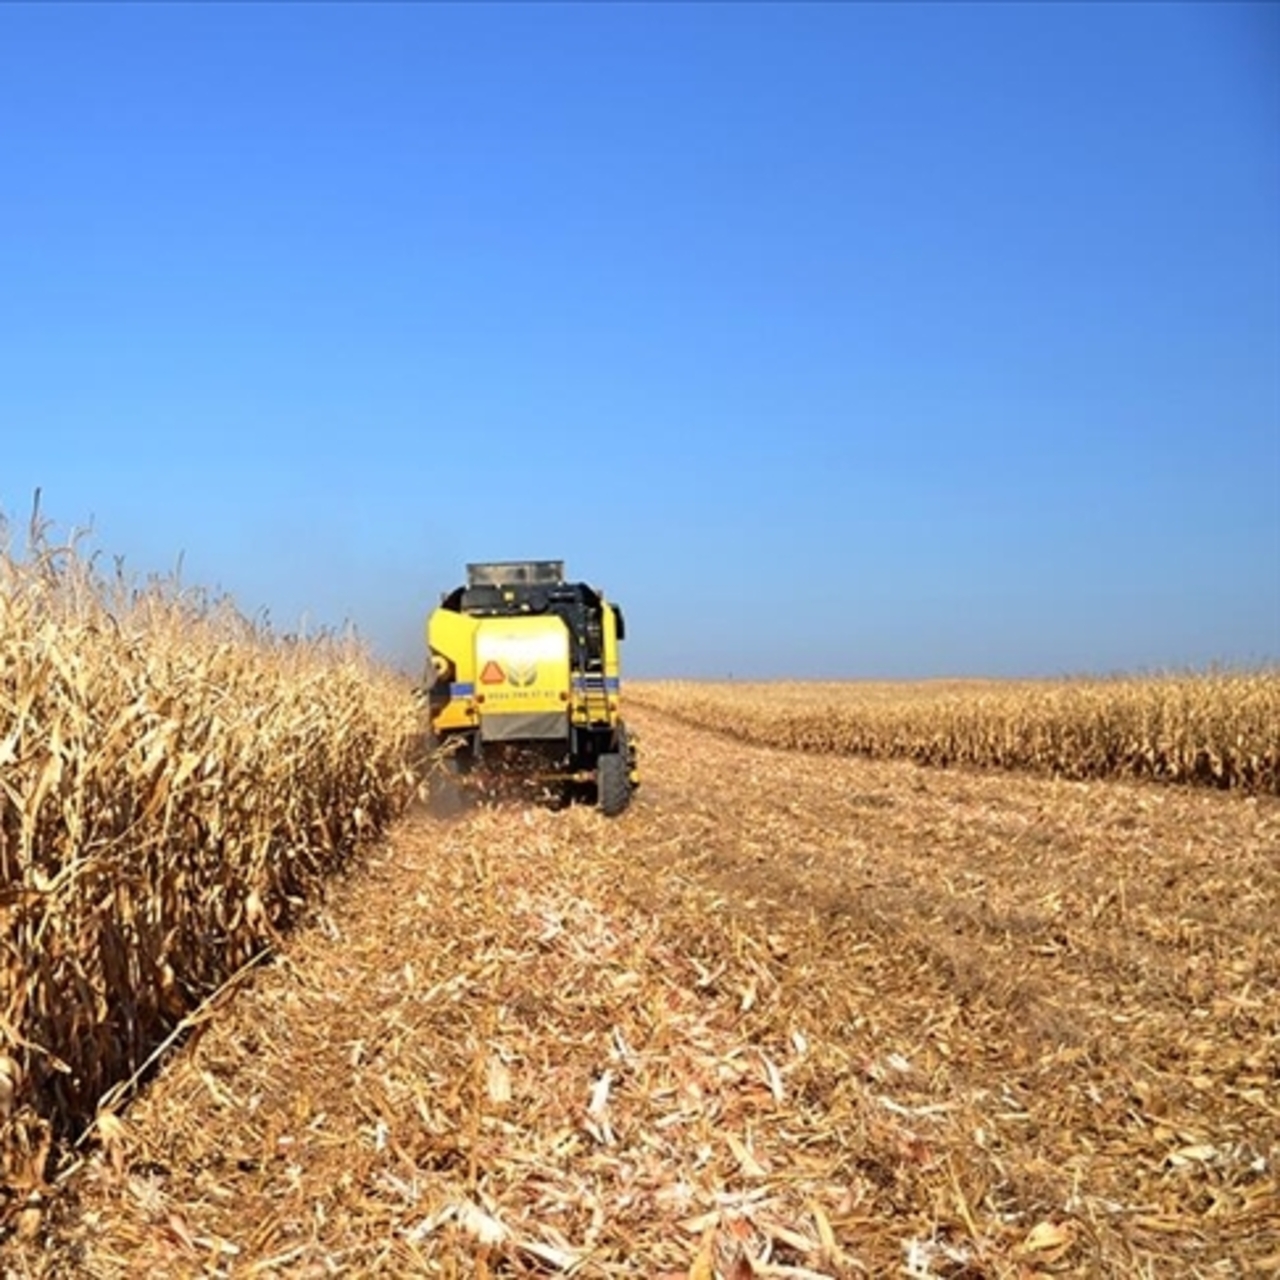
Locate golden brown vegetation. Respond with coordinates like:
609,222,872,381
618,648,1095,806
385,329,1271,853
12,710,1277,1276
0,519,422,1219
630,673,1280,793
3,536,1275,1273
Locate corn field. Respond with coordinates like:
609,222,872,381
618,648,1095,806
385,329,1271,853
630,673,1280,794
8,701,1278,1276
0,518,423,1210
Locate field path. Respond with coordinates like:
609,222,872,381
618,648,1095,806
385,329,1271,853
11,710,1279,1278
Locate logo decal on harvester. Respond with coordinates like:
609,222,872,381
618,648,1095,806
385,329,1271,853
505,661,537,687
480,660,505,684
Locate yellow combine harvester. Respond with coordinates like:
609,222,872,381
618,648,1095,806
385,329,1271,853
423,560,638,815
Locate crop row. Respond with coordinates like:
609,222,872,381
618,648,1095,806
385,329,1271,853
0,522,423,1209
629,673,1280,794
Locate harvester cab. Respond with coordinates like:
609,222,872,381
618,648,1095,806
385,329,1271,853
424,560,638,815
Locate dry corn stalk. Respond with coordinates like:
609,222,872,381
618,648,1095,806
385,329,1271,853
0,510,424,1213
630,672,1280,794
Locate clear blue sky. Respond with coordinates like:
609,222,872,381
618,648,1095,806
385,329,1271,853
2,3,1277,679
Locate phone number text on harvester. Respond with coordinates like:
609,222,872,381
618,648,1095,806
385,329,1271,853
483,689,555,702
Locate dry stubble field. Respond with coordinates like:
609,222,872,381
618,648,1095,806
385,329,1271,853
7,690,1278,1278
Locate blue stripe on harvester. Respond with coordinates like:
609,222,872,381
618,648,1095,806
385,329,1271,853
450,682,475,696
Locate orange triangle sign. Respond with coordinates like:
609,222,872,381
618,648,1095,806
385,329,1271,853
480,660,505,685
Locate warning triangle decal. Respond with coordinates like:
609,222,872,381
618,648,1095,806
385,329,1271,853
480,660,505,685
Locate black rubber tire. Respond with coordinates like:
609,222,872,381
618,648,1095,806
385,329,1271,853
597,750,631,817
423,733,467,819
427,766,465,819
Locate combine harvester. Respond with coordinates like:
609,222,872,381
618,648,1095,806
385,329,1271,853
423,560,638,815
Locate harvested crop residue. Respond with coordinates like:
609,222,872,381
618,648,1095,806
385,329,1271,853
9,709,1278,1277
